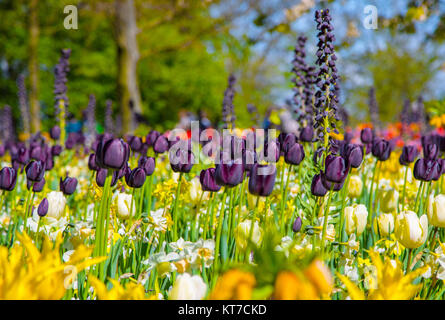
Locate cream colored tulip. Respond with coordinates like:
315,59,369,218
46,191,66,220
344,204,368,235
395,211,428,249
379,188,399,213
377,213,395,237
427,194,445,228
234,219,263,250
169,273,207,300
347,175,363,199
116,192,136,220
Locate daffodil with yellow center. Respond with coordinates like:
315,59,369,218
338,249,429,300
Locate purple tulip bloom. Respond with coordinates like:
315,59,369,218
95,138,130,170
138,156,156,176
60,176,78,195
199,168,221,192
125,167,146,188
0,167,17,191
25,160,45,182
248,163,276,197
37,198,49,217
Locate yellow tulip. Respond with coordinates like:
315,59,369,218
379,188,399,213
345,204,368,235
347,175,363,198
377,213,395,237
395,211,428,249
427,194,445,228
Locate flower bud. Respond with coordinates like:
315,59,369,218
125,167,146,188
88,153,99,171
284,143,305,165
377,213,395,237
199,168,221,192
46,191,66,220
399,145,419,166
395,211,428,249
292,216,302,233
360,128,373,144
95,138,130,170
60,176,78,195
345,204,368,235
379,188,399,213
341,144,363,168
170,149,194,173
215,158,244,188
153,136,169,154
372,139,392,161
116,192,136,220
0,167,17,191
128,135,143,153
347,175,363,198
138,156,155,176
427,194,445,228
169,273,207,300
414,158,442,182
25,160,45,182
248,164,276,197
311,174,327,197
50,126,61,140
51,145,63,157
37,198,49,217
281,133,297,154
234,219,263,250
146,130,161,147
300,126,314,142
324,154,349,183
27,177,45,192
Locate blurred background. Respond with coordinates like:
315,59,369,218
1,0,445,136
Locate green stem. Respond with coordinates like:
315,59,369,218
320,189,334,257
401,166,409,212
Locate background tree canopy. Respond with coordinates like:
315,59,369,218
0,0,445,135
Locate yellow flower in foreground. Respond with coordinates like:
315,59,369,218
273,271,319,300
90,277,157,300
209,269,256,300
338,249,428,300
304,259,334,297
0,233,106,299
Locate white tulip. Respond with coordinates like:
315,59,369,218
395,211,428,249
427,194,445,228
169,273,207,300
46,191,66,220
116,192,136,220
344,204,368,235
234,219,263,250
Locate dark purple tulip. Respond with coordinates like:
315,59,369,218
30,146,43,161
25,160,45,182
125,167,146,188
321,171,346,191
242,149,258,172
311,174,328,197
264,140,280,163
96,168,118,187
95,138,130,170
140,143,149,156
37,198,49,217
292,216,302,233
344,132,353,143
324,154,348,183
44,156,54,171
50,126,61,140
128,136,143,152
248,163,276,197
424,143,439,160
399,145,419,166
51,145,63,156
199,168,221,192
360,128,373,144
118,162,131,180
215,159,244,187
153,136,169,154
88,154,99,171
284,143,305,165
138,156,156,176
281,133,297,154
300,126,314,142
170,149,194,173
27,178,45,192
17,147,29,165
146,130,161,147
341,144,363,168
0,167,17,191
60,176,78,195
372,139,392,161
414,158,442,182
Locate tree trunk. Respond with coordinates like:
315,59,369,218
115,0,142,134
29,0,41,133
